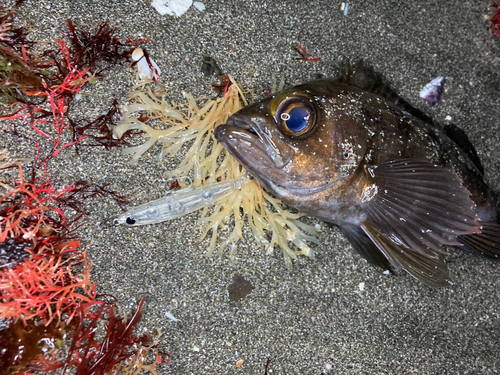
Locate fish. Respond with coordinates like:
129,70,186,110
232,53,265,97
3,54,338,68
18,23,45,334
214,61,500,287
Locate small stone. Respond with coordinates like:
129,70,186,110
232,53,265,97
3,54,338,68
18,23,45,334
228,274,253,301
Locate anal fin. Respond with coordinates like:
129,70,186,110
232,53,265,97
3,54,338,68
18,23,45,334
341,224,392,271
361,222,449,288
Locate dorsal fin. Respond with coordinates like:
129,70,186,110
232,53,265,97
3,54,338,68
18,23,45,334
336,60,436,127
443,124,485,175
336,61,486,177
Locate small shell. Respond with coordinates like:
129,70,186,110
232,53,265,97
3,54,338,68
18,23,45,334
419,76,445,107
151,0,193,16
193,2,205,11
131,48,144,61
235,359,244,368
136,54,162,82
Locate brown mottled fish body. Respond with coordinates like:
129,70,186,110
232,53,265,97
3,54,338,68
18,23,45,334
214,63,500,286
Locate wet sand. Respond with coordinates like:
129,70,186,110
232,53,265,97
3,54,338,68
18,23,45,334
5,1,500,373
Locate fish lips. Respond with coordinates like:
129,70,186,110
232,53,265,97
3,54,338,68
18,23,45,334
214,114,339,196
214,114,285,188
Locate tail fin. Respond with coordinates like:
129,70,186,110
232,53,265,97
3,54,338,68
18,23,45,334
459,222,500,258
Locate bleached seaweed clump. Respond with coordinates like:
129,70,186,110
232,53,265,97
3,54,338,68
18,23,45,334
113,79,320,265
0,148,27,191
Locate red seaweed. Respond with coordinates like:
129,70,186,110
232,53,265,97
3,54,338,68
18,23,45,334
0,10,165,375
1,17,151,171
211,75,231,97
63,19,149,76
0,0,34,51
264,358,273,375
489,3,500,36
291,36,321,62
56,179,131,214
69,99,137,151
60,297,153,375
0,250,96,325
169,179,180,190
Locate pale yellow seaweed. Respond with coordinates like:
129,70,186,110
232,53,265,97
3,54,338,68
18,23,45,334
113,77,320,265
0,148,28,192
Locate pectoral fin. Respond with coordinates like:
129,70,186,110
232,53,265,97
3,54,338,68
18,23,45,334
360,159,481,258
361,222,449,287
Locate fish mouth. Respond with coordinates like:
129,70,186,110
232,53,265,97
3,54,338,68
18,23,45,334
213,114,281,183
214,113,340,196
219,113,295,168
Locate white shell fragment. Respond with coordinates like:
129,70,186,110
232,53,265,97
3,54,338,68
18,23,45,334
134,50,162,82
165,311,179,321
151,0,193,16
193,2,205,11
341,2,349,16
420,76,445,107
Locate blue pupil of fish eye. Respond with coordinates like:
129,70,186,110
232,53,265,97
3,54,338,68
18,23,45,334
283,107,310,132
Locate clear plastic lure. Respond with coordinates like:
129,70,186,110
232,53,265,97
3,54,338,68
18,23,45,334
114,178,244,226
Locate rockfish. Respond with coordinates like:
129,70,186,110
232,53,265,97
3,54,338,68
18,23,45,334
214,62,500,287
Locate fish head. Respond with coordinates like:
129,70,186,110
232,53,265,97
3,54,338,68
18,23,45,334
214,80,371,210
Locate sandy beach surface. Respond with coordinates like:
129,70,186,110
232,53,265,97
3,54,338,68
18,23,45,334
3,0,500,373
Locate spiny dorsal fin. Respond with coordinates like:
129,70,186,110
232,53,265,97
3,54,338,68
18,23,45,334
443,124,485,175
336,60,436,126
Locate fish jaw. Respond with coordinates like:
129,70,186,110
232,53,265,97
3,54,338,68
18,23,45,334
214,114,344,199
213,122,280,192
222,113,296,169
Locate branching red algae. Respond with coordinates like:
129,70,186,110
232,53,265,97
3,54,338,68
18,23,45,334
0,168,97,325
0,166,164,373
63,19,149,76
488,2,500,36
0,0,34,51
1,16,149,168
0,250,96,325
59,298,161,375
68,99,139,151
0,8,165,374
56,179,131,215
291,36,321,62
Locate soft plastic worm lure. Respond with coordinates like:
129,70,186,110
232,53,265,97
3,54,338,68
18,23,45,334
114,178,245,226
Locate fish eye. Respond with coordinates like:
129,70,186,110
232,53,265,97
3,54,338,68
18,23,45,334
272,92,318,138
126,217,136,225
